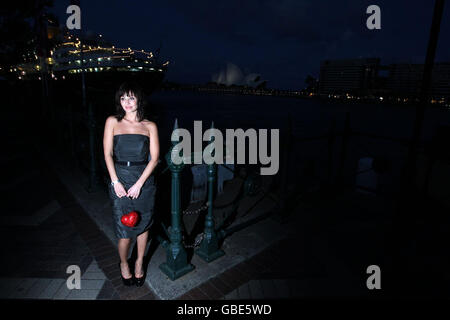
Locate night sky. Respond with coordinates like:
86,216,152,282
49,0,450,90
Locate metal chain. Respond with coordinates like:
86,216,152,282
182,202,209,215
182,232,204,248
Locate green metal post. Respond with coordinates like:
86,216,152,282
195,122,225,262
159,119,195,280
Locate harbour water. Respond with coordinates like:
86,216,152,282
148,90,450,142
146,90,450,200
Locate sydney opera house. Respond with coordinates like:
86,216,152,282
211,63,267,88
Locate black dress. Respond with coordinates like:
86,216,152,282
109,134,156,239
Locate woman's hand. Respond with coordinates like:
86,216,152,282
114,182,127,198
127,182,143,199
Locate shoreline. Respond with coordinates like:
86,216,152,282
156,86,450,109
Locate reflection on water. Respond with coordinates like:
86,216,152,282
148,90,450,142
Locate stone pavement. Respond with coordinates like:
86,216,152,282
1,129,396,300
4,124,409,300
29,132,302,300
0,120,308,300
2,105,415,300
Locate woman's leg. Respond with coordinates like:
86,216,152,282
118,238,132,279
135,231,149,277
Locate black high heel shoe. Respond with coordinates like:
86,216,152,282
119,262,135,286
134,261,146,287
135,275,145,287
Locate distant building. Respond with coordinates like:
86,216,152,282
318,58,450,100
386,62,450,99
318,58,380,96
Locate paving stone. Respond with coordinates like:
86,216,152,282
177,292,194,300
23,278,53,299
118,285,151,300
272,279,291,298
259,279,278,299
96,280,116,300
82,272,107,280
42,279,66,299
209,276,233,296
97,256,118,268
197,281,223,300
244,258,269,275
138,292,158,300
111,276,125,288
237,282,251,299
220,269,248,289
224,289,239,300
188,287,210,300
110,291,121,300
66,289,100,300
79,279,105,290
288,279,306,298
95,250,118,262
0,278,21,298
248,280,264,299
85,260,102,273
10,278,38,299
237,261,258,278
52,281,71,299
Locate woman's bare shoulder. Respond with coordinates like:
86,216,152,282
142,119,157,129
106,115,118,123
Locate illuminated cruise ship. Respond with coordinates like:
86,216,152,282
11,31,169,92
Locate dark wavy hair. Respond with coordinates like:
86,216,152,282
114,82,146,122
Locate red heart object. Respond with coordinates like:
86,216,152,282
121,211,139,227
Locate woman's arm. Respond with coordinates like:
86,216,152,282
103,116,120,183
104,116,127,198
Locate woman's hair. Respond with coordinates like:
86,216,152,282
114,81,146,122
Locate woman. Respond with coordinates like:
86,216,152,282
103,82,159,287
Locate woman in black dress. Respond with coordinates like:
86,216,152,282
103,82,159,286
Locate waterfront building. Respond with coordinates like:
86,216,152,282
318,58,380,97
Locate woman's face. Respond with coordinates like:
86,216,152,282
120,91,138,112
